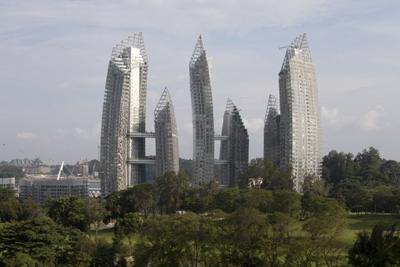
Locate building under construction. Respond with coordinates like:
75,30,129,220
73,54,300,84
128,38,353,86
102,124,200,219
219,99,249,187
189,35,215,186
100,33,148,196
154,88,179,177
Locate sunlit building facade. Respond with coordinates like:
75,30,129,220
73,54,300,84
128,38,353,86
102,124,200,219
100,33,148,196
278,33,322,192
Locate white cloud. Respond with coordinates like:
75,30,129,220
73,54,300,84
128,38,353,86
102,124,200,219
16,132,38,140
359,105,384,131
321,106,338,124
74,123,101,140
242,118,263,134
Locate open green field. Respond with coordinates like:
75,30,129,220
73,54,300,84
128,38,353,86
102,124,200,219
90,227,139,246
91,214,400,247
342,213,400,244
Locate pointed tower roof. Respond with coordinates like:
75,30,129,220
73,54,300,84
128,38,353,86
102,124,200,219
264,94,279,123
189,35,206,68
226,98,236,113
154,87,173,119
111,32,148,62
280,33,309,72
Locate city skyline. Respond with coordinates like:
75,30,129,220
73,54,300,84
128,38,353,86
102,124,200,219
1,0,399,164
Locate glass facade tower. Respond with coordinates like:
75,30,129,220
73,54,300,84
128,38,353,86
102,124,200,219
154,88,179,177
219,99,249,187
278,33,322,192
100,33,148,196
189,35,214,186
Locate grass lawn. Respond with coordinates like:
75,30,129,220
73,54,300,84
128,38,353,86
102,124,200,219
90,226,140,246
88,214,400,248
341,213,400,244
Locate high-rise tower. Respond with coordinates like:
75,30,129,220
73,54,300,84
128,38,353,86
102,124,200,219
189,35,214,186
278,33,322,192
100,33,148,196
263,94,281,166
154,88,179,177
219,99,249,187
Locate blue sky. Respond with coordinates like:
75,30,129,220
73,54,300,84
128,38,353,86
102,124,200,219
0,0,399,164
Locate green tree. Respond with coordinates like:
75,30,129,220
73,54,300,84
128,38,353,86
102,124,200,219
240,158,293,190
104,190,123,222
0,217,67,266
355,147,385,187
381,160,400,186
155,171,191,214
182,179,219,214
0,199,21,223
134,212,218,266
114,212,143,245
45,196,87,231
1,252,38,267
0,165,25,178
272,190,301,218
84,197,107,238
129,183,156,216
18,199,43,221
0,187,15,201
349,223,400,267
91,238,116,267
220,207,270,266
213,188,242,213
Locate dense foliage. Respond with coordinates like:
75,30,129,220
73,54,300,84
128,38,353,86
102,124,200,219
0,165,25,178
2,146,400,266
323,147,400,213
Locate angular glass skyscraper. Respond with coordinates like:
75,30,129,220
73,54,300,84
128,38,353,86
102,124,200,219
189,35,214,186
278,33,322,192
100,33,148,196
219,99,249,187
264,94,281,166
154,88,179,177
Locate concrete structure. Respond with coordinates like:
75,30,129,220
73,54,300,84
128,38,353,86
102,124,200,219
219,99,249,187
263,94,281,166
25,164,51,175
89,179,101,198
19,178,89,203
189,35,214,186
278,33,322,192
154,88,179,177
0,177,15,189
100,33,148,196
